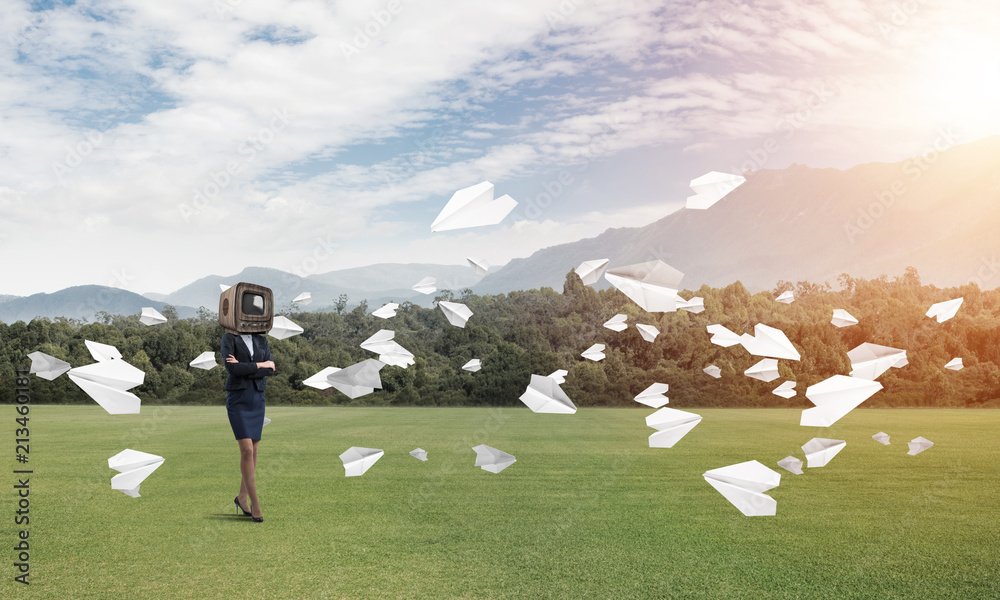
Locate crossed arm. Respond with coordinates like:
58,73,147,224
222,334,275,378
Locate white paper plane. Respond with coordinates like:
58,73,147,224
548,369,568,384
302,366,341,390
603,314,628,332
872,432,890,445
634,383,669,408
677,297,705,314
263,416,271,426
739,324,800,361
360,329,415,368
108,449,164,497
438,301,473,328
519,374,577,414
604,260,685,312
462,359,482,372
412,277,436,295
744,358,780,382
268,315,303,340
410,448,428,461
431,181,517,232
86,340,122,362
339,447,384,476
188,351,217,370
581,343,605,361
575,259,610,286
801,438,846,468
907,436,933,455
831,309,859,328
645,407,701,447
945,357,963,371
772,381,796,399
703,460,780,516
292,292,312,305
847,343,907,380
472,444,516,473
372,302,399,319
707,324,741,347
636,324,660,342
686,171,746,210
467,257,489,276
926,297,963,323
310,360,386,399
703,365,722,379
69,343,145,414
777,456,803,475
775,291,794,304
139,307,167,326
801,375,883,427
27,351,71,380
219,283,232,292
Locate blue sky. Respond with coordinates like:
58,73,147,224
1,0,999,296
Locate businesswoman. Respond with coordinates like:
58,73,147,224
222,331,275,522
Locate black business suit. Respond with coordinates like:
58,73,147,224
221,332,274,440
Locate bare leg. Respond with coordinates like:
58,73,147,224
237,438,261,518
236,440,250,512
251,440,260,517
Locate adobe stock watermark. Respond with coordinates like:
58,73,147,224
843,127,959,243
177,107,292,222
877,0,923,42
340,0,415,60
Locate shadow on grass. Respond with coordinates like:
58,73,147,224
205,513,254,521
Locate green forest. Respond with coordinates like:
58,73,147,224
3,268,999,409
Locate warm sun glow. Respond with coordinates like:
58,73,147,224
920,35,1000,138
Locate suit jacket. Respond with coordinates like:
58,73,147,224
221,332,275,392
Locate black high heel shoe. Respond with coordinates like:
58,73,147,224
251,515,263,523
234,496,251,516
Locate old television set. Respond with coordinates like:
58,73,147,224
218,282,273,334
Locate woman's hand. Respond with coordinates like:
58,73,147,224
257,360,275,371
225,354,239,364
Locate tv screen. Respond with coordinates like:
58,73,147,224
241,292,265,316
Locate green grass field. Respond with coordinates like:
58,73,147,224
3,406,998,599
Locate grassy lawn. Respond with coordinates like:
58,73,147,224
2,405,998,599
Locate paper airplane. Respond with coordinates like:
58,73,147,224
645,407,701,447
907,436,933,455
847,343,907,380
801,375,883,427
139,307,167,326
306,360,386,399
777,456,803,475
467,257,489,276
945,357,963,371
438,301,473,328
219,283,232,292
188,351,217,370
677,297,705,314
686,171,746,210
68,343,145,414
302,367,340,390
574,259,610,285
410,448,428,461
339,447,384,476
412,277,436,295
27,351,71,380
744,359,779,382
360,329,415,368
108,449,164,497
703,460,780,516
739,324,800,361
707,324,741,347
263,416,271,426
472,444,516,473
772,381,796,399
801,438,846,468
581,344,605,361
268,315,303,340
519,374,577,414
636,324,660,342
926,298,963,323
703,365,722,378
603,314,627,332
872,432,890,445
372,303,399,319
431,181,517,232
604,260,684,312
292,292,312,305
634,383,669,408
831,309,858,328
462,359,482,372
775,291,794,304
548,369,568,384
